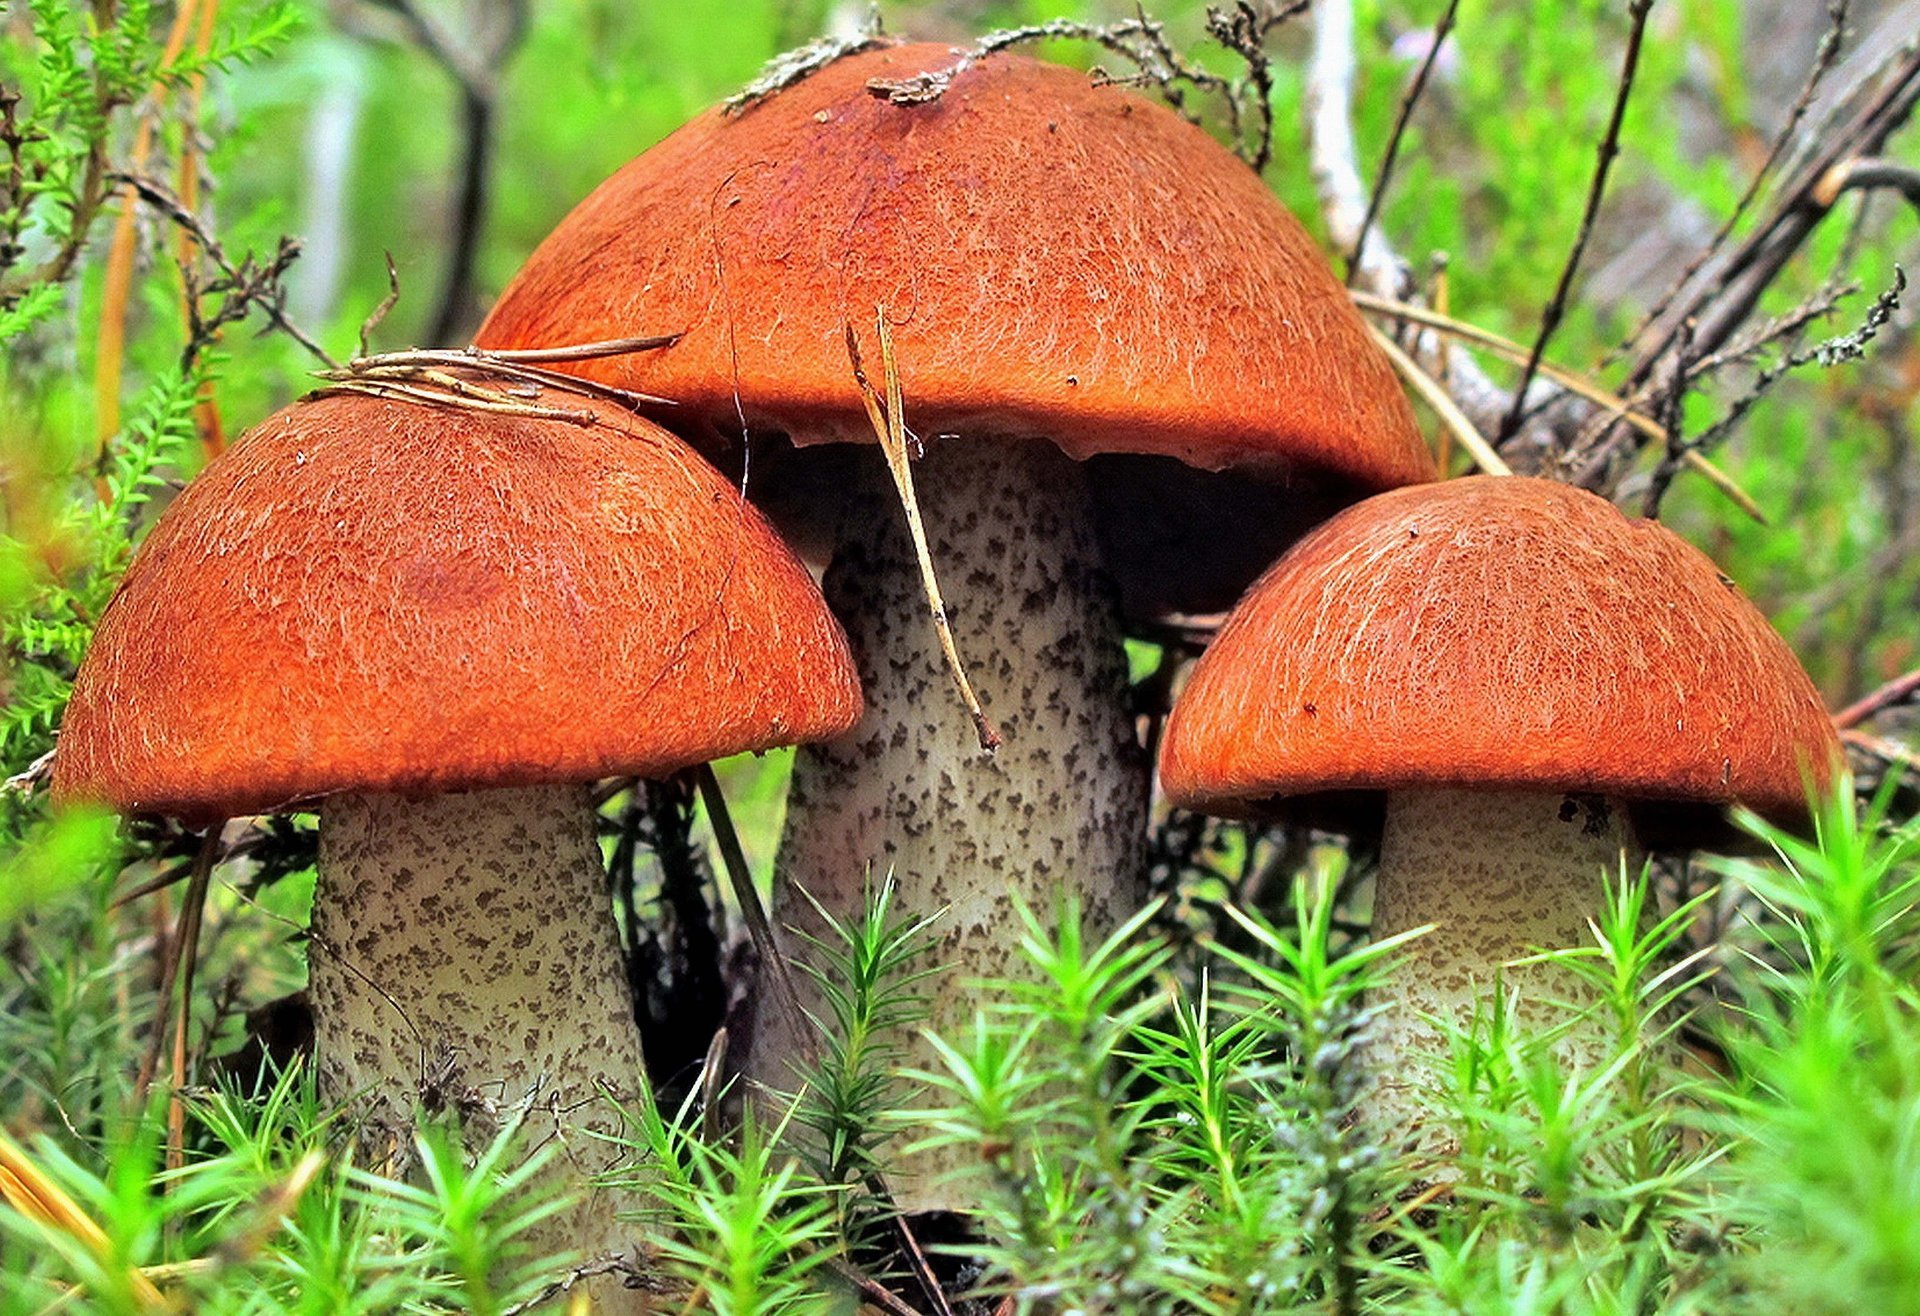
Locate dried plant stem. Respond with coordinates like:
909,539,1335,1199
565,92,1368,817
1834,665,1920,730
113,172,338,369
311,334,681,424
0,1129,168,1309
846,311,1002,752
313,376,594,423
1619,0,1851,363
1305,0,1512,436
1355,292,1767,522
165,828,220,1175
1432,256,1454,470
692,764,817,1073
1366,324,1510,476
94,0,205,454
1347,0,1460,285
472,334,682,364
1499,0,1654,443
180,0,227,459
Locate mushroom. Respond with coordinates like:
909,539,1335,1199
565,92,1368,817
53,384,862,1303
1159,476,1842,1160
475,42,1432,1205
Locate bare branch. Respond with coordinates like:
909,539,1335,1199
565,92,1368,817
846,313,1001,751
1618,0,1853,363
1365,324,1509,476
348,0,530,343
1305,0,1514,439
1813,155,1920,215
1685,268,1905,456
111,172,337,368
1348,0,1460,287
727,30,888,113
1626,14,1920,390
1498,0,1654,444
1835,666,1920,730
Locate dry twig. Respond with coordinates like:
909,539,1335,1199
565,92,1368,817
691,765,817,1073
311,334,681,421
113,172,336,368
1354,291,1767,522
846,311,1002,752
1834,665,1920,730
1618,0,1854,363
0,1129,168,1310
1305,0,1513,437
1347,0,1460,286
1366,323,1509,476
1498,0,1655,444
346,0,529,342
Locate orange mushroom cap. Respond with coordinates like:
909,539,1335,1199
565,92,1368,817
53,388,863,823
477,42,1433,491
1160,477,1841,832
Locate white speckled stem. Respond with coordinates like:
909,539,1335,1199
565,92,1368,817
312,787,653,1311
763,438,1150,1212
1366,788,1642,1166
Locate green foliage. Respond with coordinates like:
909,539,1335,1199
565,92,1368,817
0,1065,575,1313
0,2,1916,1312
624,1086,842,1315
1707,783,1920,1311
787,876,939,1242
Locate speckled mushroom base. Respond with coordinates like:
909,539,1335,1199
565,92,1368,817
1366,788,1643,1172
762,438,1150,1212
312,786,653,1310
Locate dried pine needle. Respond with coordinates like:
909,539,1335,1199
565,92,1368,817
0,1129,168,1309
846,311,1002,752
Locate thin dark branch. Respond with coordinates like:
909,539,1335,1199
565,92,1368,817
854,5,1309,167
499,1258,646,1316
112,172,337,367
1639,314,1696,519
1617,0,1852,361
134,827,222,1104
354,0,529,343
1629,31,1920,388
1347,0,1461,286
822,1259,923,1316
1673,283,1856,386
1669,269,1903,473
1498,0,1654,444
1815,155,1920,215
430,81,493,343
1835,665,1920,730
691,764,819,1073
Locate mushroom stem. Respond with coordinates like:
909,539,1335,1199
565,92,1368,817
1366,787,1642,1163
762,437,1149,1212
311,785,653,1309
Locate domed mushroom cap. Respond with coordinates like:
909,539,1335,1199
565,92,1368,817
54,388,863,822
478,42,1432,490
1161,477,1840,822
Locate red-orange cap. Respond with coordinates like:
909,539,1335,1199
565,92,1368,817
1160,477,1840,822
53,387,863,823
478,42,1433,491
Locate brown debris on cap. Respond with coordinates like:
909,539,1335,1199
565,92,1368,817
1161,476,1841,825
477,42,1432,491
53,387,863,822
